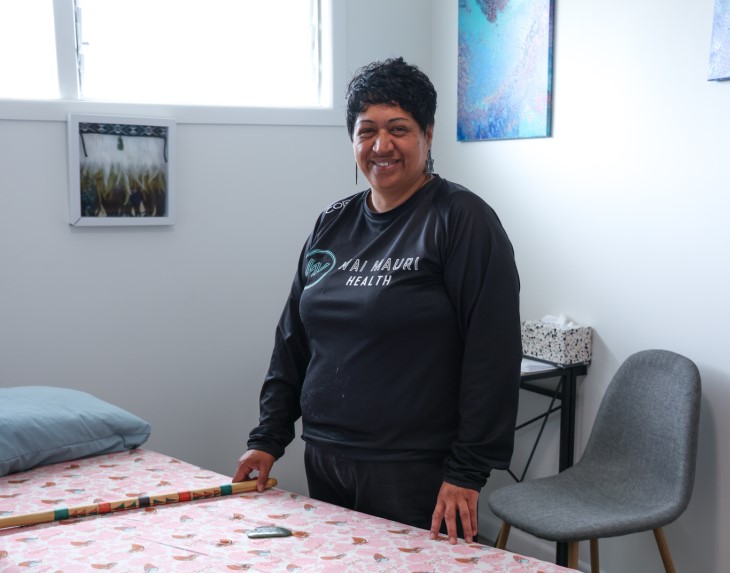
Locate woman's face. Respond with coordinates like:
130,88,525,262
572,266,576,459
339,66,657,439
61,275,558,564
353,103,433,199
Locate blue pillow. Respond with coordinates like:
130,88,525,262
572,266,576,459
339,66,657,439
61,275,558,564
0,386,151,476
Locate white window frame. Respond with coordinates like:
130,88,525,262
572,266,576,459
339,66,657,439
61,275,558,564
0,0,346,126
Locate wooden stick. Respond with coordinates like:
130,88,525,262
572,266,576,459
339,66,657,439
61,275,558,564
0,478,277,530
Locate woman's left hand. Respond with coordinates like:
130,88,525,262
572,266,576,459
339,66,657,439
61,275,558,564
429,482,479,545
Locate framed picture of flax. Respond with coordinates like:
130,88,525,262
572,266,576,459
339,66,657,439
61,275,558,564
67,114,176,226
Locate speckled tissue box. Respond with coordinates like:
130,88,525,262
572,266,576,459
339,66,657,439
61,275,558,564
521,320,592,367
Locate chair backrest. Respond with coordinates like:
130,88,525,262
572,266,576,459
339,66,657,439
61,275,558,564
580,349,701,518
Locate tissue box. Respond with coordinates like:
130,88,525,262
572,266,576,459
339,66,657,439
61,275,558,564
521,320,592,367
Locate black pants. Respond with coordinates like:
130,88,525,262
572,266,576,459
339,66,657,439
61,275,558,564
304,443,465,536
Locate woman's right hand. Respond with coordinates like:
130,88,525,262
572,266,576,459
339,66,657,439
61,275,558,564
233,449,276,492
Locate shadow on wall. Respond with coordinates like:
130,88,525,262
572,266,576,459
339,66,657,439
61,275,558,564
674,379,719,572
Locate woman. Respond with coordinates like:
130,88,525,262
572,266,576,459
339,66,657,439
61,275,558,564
234,57,522,545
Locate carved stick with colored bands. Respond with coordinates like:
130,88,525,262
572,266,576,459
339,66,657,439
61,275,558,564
0,478,277,529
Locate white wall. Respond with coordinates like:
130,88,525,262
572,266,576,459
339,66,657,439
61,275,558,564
0,0,432,499
431,0,729,571
1,1,727,571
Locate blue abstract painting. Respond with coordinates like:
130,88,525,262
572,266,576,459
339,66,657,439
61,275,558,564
457,0,554,141
709,0,730,80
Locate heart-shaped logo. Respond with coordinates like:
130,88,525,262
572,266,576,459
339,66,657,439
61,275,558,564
304,249,336,289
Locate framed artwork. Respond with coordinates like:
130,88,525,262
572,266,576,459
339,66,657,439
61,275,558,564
457,0,555,141
67,114,176,226
709,0,730,81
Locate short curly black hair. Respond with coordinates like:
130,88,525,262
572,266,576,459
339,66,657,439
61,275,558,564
345,57,437,140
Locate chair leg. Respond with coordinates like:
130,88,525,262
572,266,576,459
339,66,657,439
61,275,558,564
653,527,677,573
567,541,580,569
589,539,599,573
495,522,511,549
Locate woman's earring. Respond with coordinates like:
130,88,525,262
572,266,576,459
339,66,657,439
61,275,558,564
426,149,434,174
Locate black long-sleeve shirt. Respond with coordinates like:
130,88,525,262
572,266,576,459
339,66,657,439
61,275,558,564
248,176,521,490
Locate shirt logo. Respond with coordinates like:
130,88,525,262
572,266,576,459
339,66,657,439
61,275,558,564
304,249,336,289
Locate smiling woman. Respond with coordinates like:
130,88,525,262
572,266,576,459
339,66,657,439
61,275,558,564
352,104,433,212
235,57,523,549
346,58,437,211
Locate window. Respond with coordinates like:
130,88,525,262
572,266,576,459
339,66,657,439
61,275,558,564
0,0,59,99
0,0,343,125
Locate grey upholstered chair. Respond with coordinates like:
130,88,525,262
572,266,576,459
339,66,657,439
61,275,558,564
488,349,701,573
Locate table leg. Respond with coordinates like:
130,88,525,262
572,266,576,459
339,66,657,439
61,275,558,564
559,369,577,471
555,370,578,566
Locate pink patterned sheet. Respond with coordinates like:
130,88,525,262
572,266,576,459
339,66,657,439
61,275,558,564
0,449,576,572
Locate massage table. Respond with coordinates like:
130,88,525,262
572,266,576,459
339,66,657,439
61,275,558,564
1,448,577,572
